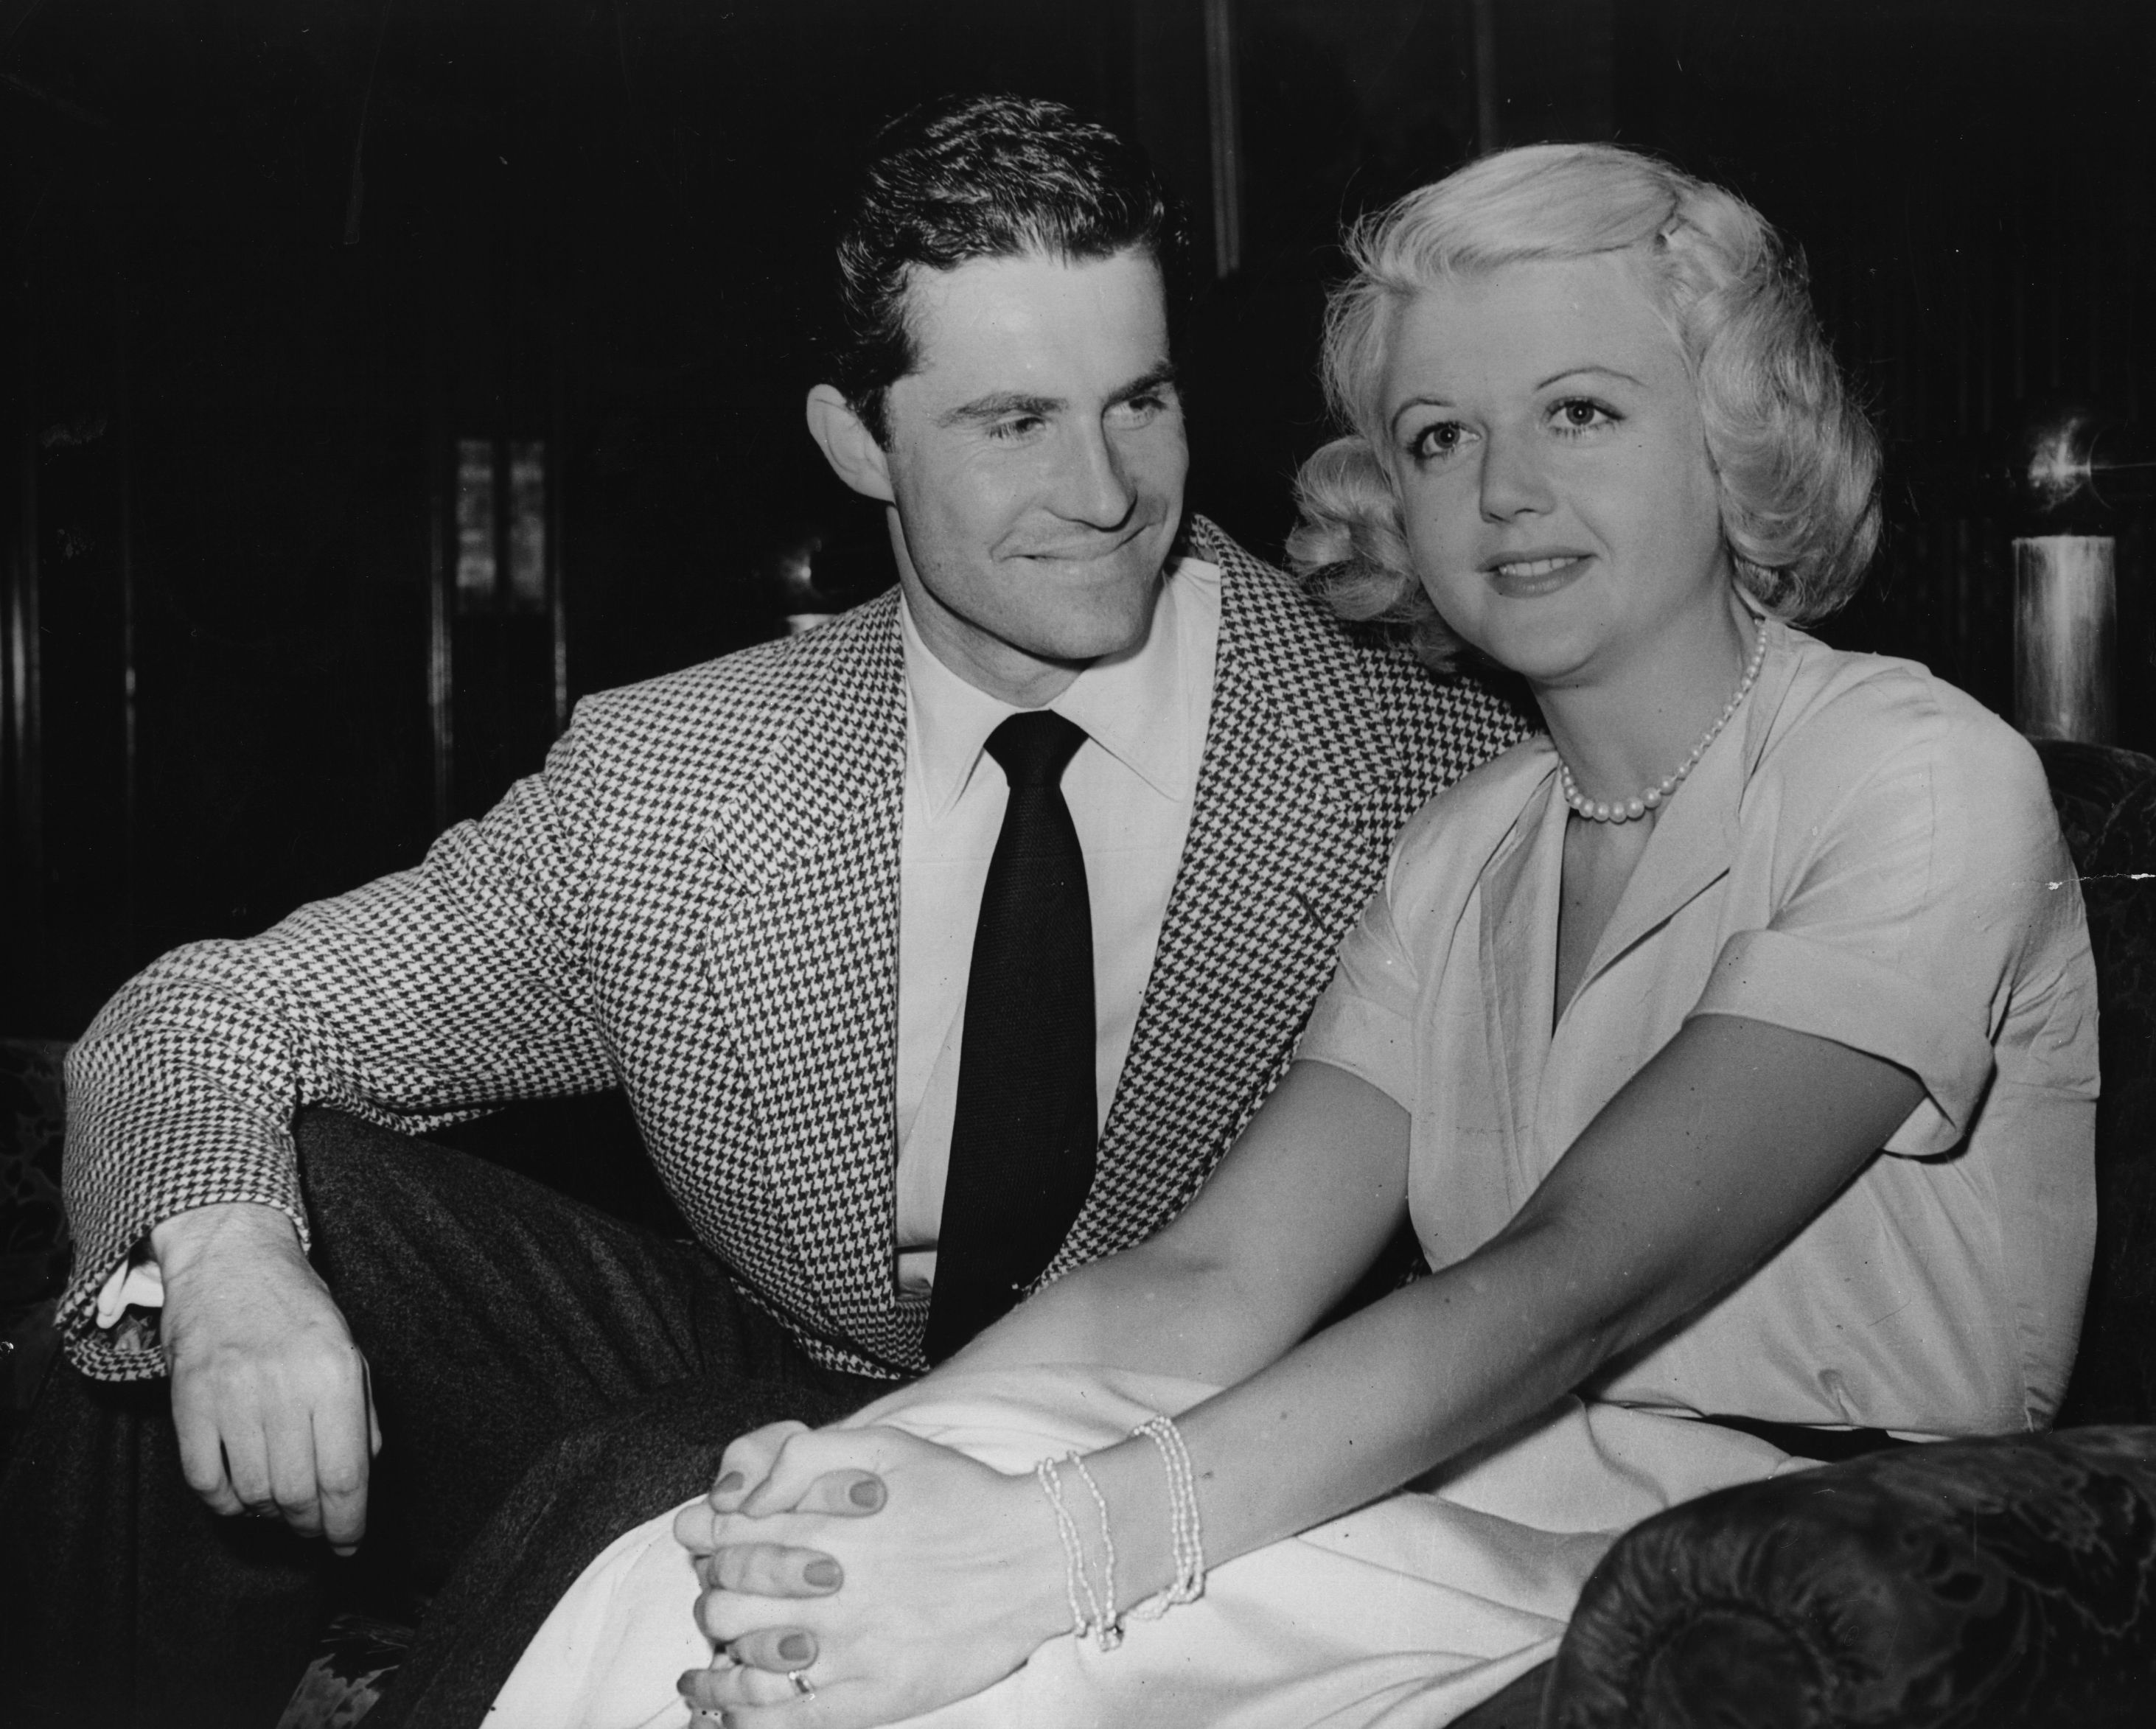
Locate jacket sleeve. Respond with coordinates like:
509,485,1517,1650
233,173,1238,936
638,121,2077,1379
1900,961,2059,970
60,705,620,1380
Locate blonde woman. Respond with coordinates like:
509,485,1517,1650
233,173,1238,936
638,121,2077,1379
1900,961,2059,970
500,144,2097,1729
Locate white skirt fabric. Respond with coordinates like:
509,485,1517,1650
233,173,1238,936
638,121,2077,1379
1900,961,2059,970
487,1366,1801,1729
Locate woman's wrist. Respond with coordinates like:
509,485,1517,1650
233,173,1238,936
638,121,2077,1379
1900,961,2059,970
1002,1467,1089,1648
1025,1430,1197,1648
1102,1430,1190,1617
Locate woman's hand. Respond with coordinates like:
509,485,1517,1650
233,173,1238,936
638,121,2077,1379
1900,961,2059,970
673,1425,1069,1728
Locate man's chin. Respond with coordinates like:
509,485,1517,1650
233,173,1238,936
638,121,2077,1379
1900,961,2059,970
1034,576,1168,663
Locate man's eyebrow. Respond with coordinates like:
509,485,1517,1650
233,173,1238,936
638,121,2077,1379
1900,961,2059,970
1109,361,1179,404
938,391,1062,429
936,363,1179,430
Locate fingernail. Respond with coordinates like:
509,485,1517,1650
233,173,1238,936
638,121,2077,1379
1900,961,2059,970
714,1470,744,1495
803,1557,841,1588
779,1633,812,1663
848,1477,885,1509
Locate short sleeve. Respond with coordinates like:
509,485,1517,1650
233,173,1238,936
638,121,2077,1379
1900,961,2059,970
1299,862,1422,1108
1688,693,2084,1156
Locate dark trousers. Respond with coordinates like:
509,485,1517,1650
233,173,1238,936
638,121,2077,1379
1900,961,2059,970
0,1110,887,1729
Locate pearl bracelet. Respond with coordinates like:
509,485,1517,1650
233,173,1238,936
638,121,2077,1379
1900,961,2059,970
1034,1456,1112,1649
1033,1414,1207,1653
1129,1414,1205,1616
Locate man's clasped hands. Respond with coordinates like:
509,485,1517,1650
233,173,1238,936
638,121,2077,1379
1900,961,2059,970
672,1422,1071,1728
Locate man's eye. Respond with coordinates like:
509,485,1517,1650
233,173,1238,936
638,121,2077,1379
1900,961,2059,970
1108,392,1172,426
988,415,1045,441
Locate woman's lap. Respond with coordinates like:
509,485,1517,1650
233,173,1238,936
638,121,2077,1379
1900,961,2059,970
494,1371,1793,1729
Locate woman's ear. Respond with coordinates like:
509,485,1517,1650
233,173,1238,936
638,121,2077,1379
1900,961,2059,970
806,385,896,503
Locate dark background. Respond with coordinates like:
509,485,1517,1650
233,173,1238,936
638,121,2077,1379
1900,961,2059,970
4,0,2153,1038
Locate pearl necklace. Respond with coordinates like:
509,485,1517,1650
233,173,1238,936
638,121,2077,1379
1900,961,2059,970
1558,618,1769,825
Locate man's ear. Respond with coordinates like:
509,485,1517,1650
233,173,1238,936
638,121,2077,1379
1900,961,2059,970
806,385,896,503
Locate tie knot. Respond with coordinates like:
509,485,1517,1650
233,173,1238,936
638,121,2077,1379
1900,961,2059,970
985,710,1088,789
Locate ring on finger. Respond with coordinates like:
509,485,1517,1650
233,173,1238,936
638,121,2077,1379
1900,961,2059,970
786,1669,816,1701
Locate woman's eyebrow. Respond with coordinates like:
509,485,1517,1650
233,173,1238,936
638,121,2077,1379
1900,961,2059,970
1534,364,1646,391
1388,394,1456,436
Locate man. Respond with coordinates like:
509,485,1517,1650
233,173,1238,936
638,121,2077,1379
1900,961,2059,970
0,95,1521,1728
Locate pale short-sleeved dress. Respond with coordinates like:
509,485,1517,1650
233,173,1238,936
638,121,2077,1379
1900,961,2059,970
1301,615,2098,1437
487,619,2099,1729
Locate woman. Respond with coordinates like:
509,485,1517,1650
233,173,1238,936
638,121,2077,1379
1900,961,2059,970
498,143,2097,1729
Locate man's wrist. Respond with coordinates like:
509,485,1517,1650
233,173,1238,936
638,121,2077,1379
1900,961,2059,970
148,1200,302,1278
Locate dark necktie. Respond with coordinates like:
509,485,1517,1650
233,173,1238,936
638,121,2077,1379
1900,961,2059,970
923,710,1098,1363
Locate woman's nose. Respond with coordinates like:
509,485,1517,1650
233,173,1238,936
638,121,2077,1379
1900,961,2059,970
1479,431,1554,521
1050,423,1137,528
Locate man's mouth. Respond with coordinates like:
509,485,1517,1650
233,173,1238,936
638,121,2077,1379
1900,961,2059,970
1016,525,1157,563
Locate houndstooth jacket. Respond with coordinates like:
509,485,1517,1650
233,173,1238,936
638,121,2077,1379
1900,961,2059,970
60,518,1527,1380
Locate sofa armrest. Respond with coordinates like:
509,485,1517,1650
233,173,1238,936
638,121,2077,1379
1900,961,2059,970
1546,1425,2156,1728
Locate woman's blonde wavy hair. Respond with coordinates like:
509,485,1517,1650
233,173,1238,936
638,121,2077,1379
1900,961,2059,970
1287,143,1881,672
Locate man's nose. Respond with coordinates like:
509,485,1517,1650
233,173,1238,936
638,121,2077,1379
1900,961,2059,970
1049,422,1137,529
1479,430,1554,522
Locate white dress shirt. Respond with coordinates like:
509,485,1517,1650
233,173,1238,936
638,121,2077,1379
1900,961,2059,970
892,554,1221,1292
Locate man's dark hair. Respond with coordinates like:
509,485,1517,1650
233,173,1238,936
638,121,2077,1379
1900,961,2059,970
829,93,1187,445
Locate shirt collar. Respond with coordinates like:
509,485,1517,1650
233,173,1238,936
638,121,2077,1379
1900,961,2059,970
901,557,1213,819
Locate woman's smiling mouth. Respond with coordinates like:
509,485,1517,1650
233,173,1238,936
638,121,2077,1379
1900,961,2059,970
1485,553,1591,596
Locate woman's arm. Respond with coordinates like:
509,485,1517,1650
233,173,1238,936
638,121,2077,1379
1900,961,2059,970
683,1012,1925,1728
1134,1013,1925,1571
936,1056,1418,1386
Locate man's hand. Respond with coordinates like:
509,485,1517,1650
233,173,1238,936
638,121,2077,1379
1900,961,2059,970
152,1201,381,1554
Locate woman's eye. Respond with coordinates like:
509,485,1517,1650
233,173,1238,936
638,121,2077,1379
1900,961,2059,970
1551,399,1617,434
1410,421,1470,461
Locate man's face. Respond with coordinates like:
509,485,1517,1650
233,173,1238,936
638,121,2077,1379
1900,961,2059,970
873,248,1187,705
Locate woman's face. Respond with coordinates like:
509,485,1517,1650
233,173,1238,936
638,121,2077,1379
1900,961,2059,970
1379,254,1732,688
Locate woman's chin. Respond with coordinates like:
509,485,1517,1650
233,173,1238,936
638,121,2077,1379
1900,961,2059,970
1463,631,1599,691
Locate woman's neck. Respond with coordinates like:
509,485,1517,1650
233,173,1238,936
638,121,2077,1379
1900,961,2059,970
1535,587,1758,808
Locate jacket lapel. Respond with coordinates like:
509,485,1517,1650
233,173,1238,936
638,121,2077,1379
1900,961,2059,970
1059,521,1401,1264
700,595,910,1350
